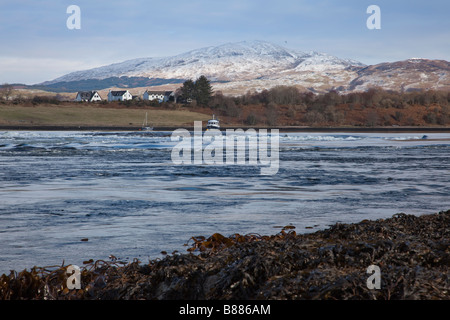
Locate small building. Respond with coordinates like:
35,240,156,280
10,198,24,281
143,90,174,103
108,90,132,102
75,91,102,102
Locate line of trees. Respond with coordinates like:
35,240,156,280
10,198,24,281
177,80,450,112
203,85,450,126
232,86,450,109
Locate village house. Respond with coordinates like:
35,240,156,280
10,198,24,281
75,91,102,102
143,90,174,103
107,90,133,102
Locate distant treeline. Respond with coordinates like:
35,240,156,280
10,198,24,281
0,93,65,105
0,77,186,93
224,86,450,109
208,86,450,126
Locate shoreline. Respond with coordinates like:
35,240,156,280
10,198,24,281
1,125,450,133
1,209,448,300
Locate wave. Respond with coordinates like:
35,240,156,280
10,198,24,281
280,134,362,142
1,131,449,153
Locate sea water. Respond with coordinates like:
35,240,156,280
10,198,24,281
0,130,449,273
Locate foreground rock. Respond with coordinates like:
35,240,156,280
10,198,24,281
1,210,448,300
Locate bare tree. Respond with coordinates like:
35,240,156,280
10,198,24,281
0,83,13,101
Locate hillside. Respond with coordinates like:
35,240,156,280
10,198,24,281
349,59,450,92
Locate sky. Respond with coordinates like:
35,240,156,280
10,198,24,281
0,0,449,84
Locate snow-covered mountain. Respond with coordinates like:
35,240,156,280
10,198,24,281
42,41,450,94
46,40,364,84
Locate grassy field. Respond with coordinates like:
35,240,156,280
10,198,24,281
0,103,211,128
1,101,450,131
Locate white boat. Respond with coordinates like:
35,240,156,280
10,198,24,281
206,114,220,130
142,112,153,131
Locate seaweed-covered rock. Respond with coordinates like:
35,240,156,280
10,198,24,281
1,210,449,300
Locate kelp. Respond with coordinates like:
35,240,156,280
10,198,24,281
186,225,296,253
0,259,127,300
1,210,448,300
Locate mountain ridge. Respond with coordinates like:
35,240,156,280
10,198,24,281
40,40,450,94
45,40,364,83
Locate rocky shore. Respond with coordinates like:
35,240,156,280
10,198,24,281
1,210,448,300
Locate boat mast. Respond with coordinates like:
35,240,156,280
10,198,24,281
143,112,148,127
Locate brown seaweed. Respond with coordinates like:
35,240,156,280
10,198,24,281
1,210,448,300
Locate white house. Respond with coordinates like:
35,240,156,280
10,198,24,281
143,90,174,103
108,90,133,101
75,91,102,102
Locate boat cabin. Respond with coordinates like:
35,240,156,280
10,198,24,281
206,115,220,130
